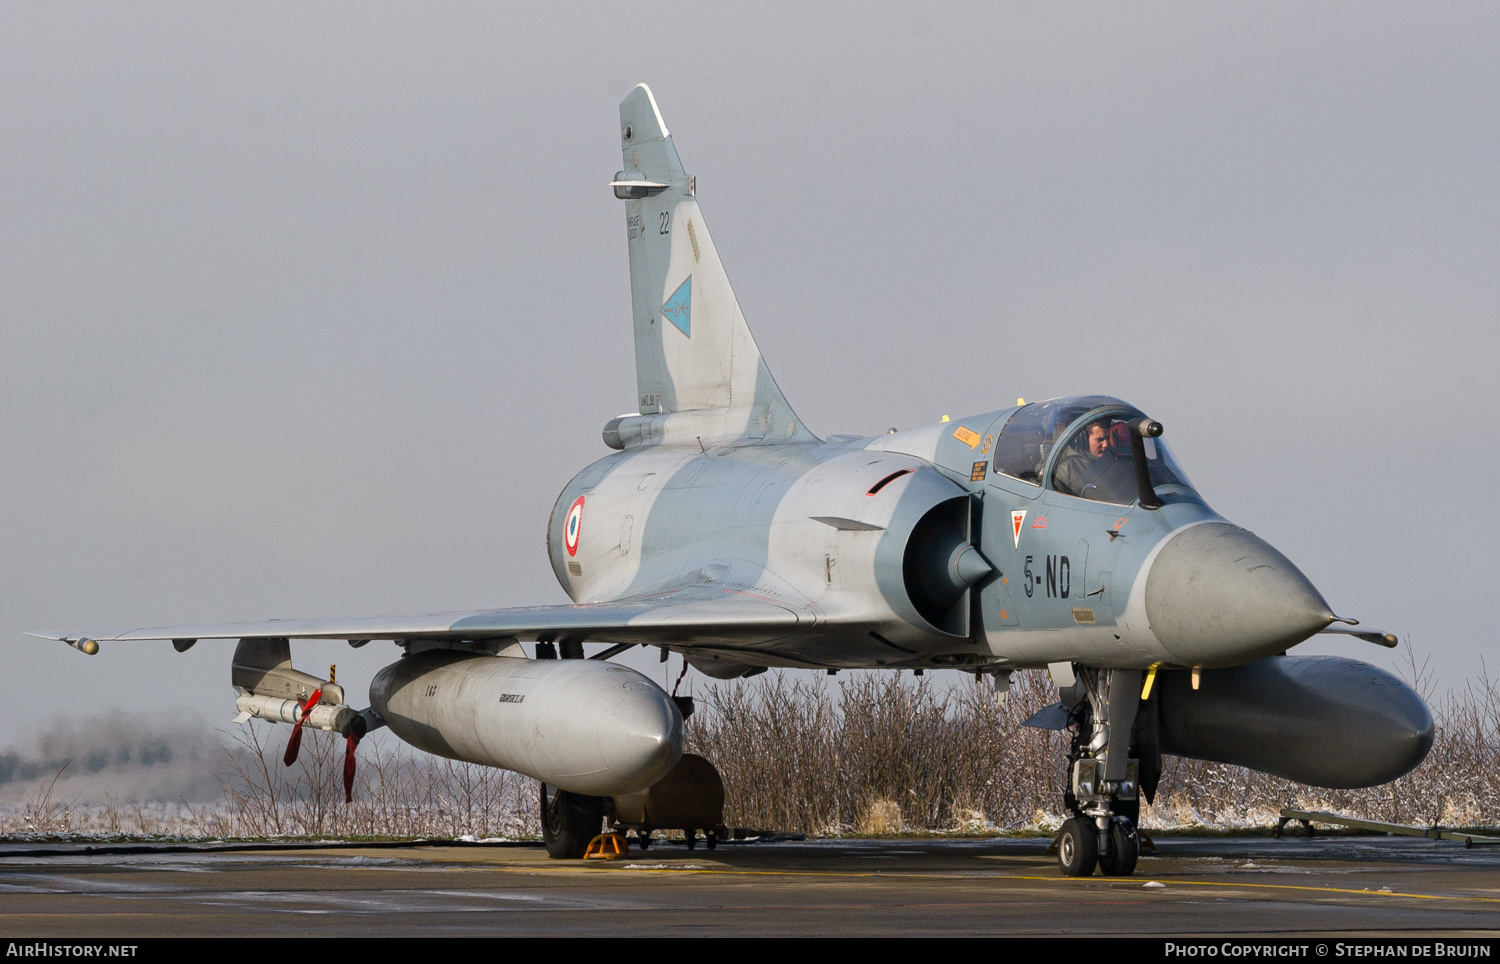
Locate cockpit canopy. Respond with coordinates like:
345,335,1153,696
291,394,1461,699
991,396,1196,505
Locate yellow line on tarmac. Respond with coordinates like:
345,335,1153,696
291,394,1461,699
400,852,1500,905
988,874,1500,904
195,850,1500,907
576,865,1500,905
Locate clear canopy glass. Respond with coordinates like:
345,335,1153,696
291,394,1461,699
992,396,1196,505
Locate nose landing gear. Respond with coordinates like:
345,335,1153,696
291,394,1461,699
1055,667,1145,878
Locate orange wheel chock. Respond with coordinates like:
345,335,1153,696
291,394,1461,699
584,832,630,860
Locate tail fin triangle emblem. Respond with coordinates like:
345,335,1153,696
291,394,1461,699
661,277,691,337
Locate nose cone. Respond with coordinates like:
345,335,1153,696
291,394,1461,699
1146,522,1334,665
597,679,683,793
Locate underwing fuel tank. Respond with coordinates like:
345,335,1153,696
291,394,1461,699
370,652,683,797
1155,656,1433,788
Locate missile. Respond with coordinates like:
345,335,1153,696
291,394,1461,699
370,651,682,797
233,689,359,735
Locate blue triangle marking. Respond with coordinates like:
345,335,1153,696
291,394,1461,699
661,277,691,337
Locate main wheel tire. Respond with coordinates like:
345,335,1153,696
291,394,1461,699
1099,820,1140,877
1058,816,1098,877
540,783,604,859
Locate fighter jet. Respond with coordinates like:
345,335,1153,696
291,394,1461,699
33,85,1433,876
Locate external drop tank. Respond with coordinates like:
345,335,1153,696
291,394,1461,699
369,652,683,797
1147,655,1434,789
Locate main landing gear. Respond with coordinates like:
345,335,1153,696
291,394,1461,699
1056,667,1143,878
541,783,604,859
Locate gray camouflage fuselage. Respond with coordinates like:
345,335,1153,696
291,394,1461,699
552,406,1326,676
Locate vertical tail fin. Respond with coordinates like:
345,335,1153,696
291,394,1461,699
614,85,813,445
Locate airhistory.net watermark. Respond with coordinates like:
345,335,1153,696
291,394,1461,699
5,946,137,957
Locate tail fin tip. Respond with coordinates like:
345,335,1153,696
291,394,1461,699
615,85,812,445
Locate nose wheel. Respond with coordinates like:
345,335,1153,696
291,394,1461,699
1056,815,1139,877
1097,818,1140,876
1057,817,1097,876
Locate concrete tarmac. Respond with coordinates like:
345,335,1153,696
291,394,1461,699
0,835,1497,937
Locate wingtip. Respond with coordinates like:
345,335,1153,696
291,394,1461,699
31,633,101,654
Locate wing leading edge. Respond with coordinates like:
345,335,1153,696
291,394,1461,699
30,585,809,649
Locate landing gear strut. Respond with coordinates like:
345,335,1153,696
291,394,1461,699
1056,666,1143,878
541,783,604,859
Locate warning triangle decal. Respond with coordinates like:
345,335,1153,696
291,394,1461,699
1011,510,1026,548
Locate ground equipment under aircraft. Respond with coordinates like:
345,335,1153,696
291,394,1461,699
608,753,727,852
32,83,1432,876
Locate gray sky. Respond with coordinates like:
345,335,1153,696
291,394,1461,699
2,2,1496,746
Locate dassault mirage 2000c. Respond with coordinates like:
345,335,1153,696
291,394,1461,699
35,85,1433,877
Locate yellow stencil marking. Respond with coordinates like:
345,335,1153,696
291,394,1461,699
953,426,981,449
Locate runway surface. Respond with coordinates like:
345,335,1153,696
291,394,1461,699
0,835,1497,937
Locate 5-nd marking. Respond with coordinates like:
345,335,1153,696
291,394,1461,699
1024,554,1071,598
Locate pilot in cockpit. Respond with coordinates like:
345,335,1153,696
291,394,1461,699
1053,420,1115,498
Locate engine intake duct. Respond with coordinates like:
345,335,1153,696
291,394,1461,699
901,496,990,637
1154,655,1433,788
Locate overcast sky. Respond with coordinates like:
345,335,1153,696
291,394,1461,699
1,3,1495,747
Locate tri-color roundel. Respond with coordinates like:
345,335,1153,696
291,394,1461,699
564,496,585,557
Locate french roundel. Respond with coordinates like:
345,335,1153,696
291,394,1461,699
564,496,585,557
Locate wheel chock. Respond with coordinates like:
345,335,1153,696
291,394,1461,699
584,832,630,859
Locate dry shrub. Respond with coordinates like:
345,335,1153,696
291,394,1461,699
687,670,1070,833
683,672,841,832
213,723,540,838
856,799,903,834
